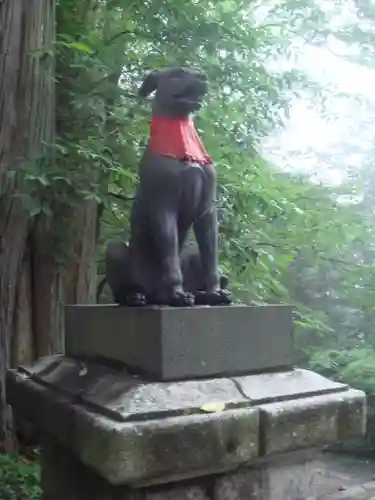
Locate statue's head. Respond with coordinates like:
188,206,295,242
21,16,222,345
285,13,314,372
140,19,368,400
139,67,208,117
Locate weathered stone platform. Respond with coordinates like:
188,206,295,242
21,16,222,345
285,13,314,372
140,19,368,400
64,304,294,380
7,303,367,499
7,355,365,492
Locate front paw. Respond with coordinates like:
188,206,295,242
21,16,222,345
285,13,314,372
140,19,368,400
195,289,232,306
170,290,195,307
216,288,232,305
149,290,195,307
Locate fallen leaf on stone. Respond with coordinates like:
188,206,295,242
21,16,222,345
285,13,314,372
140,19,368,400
79,364,88,376
200,402,226,413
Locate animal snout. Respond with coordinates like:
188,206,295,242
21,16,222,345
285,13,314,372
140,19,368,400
187,72,208,94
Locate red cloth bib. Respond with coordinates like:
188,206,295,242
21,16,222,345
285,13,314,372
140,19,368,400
149,116,212,165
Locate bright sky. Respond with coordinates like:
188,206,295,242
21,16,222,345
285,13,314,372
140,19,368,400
264,38,375,185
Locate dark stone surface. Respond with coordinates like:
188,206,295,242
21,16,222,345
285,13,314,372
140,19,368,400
41,440,121,500
41,440,328,500
14,357,347,423
214,450,322,500
16,356,248,422
7,364,259,485
64,304,294,380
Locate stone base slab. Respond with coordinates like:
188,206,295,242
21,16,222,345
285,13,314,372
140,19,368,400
64,304,294,380
327,481,375,499
7,356,366,487
41,441,333,500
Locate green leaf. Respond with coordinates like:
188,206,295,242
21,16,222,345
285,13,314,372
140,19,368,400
58,41,93,53
29,206,43,217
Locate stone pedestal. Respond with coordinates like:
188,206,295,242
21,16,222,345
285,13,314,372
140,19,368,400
6,304,367,499
64,304,294,380
7,354,366,499
40,441,323,500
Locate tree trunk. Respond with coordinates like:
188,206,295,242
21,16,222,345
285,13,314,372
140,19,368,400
0,0,101,450
64,201,99,304
0,0,56,450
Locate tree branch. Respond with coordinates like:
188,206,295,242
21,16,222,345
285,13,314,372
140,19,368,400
103,29,157,47
255,240,364,268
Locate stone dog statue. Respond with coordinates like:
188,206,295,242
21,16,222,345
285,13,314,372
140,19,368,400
104,67,231,307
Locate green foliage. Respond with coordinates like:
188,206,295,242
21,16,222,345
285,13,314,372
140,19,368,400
38,0,375,442
51,0,375,335
0,453,41,500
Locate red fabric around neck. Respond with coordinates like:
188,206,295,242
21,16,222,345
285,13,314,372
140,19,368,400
149,116,212,165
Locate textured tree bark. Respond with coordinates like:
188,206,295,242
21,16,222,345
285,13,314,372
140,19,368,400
0,0,56,450
56,0,112,307
64,201,99,305
0,0,108,448
55,0,101,307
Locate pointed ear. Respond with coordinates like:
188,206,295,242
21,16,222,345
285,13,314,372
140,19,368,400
139,70,160,97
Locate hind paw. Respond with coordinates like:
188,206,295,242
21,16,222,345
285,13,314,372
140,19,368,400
123,292,147,307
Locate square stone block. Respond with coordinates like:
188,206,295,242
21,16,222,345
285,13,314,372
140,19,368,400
64,304,294,381
259,389,366,456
